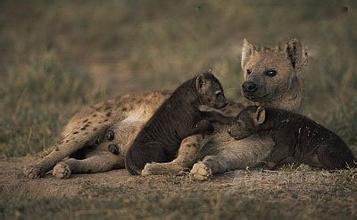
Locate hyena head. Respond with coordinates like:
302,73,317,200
240,38,308,107
228,106,266,140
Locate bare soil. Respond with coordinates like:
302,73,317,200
1,157,356,219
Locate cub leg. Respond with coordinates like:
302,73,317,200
199,108,235,124
142,135,205,176
125,142,167,175
316,145,355,170
23,119,112,179
268,157,300,169
52,151,121,179
191,120,214,135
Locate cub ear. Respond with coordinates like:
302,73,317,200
241,38,256,69
195,73,206,90
254,106,266,125
284,38,308,71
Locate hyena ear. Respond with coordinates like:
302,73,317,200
241,38,257,69
284,39,308,71
254,106,266,125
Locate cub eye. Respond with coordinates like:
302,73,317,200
236,120,245,127
265,69,277,77
215,90,222,96
246,69,252,75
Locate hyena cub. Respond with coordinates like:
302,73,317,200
125,72,227,175
225,106,356,169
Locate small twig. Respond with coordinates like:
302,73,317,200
262,169,279,173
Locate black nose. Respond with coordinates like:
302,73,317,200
108,144,120,155
242,81,257,93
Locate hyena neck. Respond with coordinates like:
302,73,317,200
264,77,302,113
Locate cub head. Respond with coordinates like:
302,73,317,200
195,71,228,109
241,38,307,103
228,106,266,140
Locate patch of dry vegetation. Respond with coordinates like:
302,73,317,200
0,160,356,219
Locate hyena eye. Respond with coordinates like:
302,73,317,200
246,69,252,75
265,69,277,77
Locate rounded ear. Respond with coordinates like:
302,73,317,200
284,38,308,71
195,74,205,90
241,38,256,69
254,106,266,125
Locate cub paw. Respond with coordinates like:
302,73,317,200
190,162,212,181
53,162,71,179
142,163,184,176
141,164,153,176
23,165,45,179
196,120,214,134
141,162,163,176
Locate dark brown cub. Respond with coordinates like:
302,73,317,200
125,71,228,175
227,106,356,170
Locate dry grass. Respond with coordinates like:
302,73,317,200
0,160,356,219
0,0,356,219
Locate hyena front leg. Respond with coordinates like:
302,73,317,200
141,135,208,176
52,151,122,179
190,134,275,180
23,113,115,179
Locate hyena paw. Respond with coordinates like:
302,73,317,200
23,165,45,179
190,162,212,181
53,162,71,179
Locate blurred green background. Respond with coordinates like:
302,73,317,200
0,0,356,157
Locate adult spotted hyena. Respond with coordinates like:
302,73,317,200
23,38,307,179
144,38,308,180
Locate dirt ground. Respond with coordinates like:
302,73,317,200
1,157,356,219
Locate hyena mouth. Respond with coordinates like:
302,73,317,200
244,93,269,101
